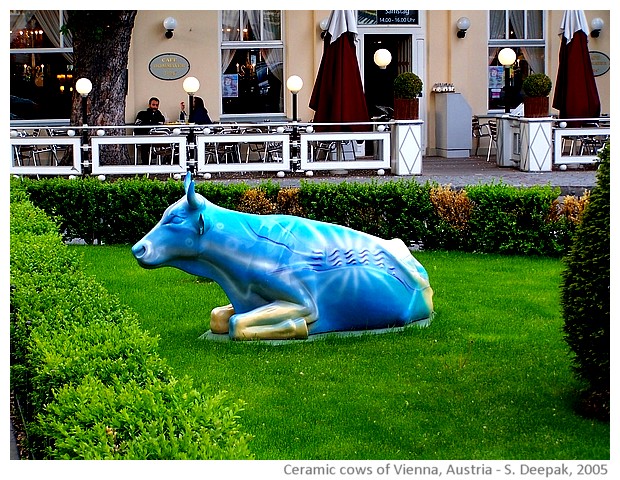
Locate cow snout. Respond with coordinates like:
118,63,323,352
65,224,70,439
132,240,156,267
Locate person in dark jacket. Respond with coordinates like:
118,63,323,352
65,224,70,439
189,96,213,124
135,97,166,164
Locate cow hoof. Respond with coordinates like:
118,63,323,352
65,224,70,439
291,318,309,339
210,304,234,334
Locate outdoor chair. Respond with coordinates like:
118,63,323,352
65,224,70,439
243,127,267,162
485,119,498,162
13,129,59,166
472,115,491,157
148,127,177,165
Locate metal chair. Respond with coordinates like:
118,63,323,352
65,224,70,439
485,119,498,162
217,128,242,164
243,127,267,162
148,127,177,165
472,116,491,156
14,129,49,166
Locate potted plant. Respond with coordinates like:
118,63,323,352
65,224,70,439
393,72,423,120
522,73,552,118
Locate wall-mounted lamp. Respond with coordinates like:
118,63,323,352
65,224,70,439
456,17,471,38
590,17,604,38
498,48,516,114
373,49,392,69
163,16,177,39
319,17,330,39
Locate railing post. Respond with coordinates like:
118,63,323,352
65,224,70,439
518,117,553,172
391,120,424,175
81,127,91,176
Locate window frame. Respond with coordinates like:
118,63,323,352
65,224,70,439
487,10,546,113
219,10,286,121
10,10,73,124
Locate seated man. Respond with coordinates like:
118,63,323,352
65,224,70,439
135,97,166,164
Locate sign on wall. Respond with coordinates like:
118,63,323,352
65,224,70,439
377,10,419,25
149,53,190,81
589,51,610,77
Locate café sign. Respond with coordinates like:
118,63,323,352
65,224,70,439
377,10,419,25
149,53,190,81
589,51,610,77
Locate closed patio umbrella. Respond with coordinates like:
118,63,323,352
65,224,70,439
309,10,370,132
552,10,600,125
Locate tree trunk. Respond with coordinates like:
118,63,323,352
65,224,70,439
69,11,137,165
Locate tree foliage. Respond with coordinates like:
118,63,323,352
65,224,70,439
561,142,610,421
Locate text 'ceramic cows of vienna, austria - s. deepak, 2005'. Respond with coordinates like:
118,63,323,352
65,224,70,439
132,173,434,341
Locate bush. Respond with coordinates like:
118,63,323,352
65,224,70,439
10,196,254,459
428,184,473,250
561,142,610,420
523,73,552,97
465,183,562,255
19,176,585,256
393,72,423,98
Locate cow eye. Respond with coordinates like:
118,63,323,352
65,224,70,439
165,215,184,225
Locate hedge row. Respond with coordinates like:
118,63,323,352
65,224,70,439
10,184,254,459
17,176,588,256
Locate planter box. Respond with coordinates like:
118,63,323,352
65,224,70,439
393,98,419,120
524,96,549,118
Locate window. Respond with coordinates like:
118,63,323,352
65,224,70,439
488,10,545,111
220,10,284,118
10,10,74,121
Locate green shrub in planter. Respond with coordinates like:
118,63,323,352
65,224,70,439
522,73,552,97
393,72,423,99
522,73,552,118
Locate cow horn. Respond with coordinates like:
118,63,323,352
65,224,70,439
184,172,201,210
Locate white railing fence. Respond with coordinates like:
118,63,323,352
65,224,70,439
10,117,608,177
494,115,610,172
10,121,403,177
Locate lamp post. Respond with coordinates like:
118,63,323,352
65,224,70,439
286,75,303,122
75,77,92,174
498,48,516,114
183,76,200,119
286,75,303,168
373,48,392,70
182,76,200,174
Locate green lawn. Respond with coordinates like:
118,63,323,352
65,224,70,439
74,245,610,460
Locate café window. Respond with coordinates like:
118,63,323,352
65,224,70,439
10,10,74,121
220,10,284,117
488,10,545,111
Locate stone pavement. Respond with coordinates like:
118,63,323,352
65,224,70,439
204,155,598,195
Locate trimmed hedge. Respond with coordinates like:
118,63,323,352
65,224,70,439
10,188,253,459
17,175,587,257
561,142,610,420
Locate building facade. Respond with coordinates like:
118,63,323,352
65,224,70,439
10,9,611,155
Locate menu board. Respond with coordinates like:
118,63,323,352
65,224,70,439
377,10,419,25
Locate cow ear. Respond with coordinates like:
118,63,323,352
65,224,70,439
186,176,201,211
183,171,192,193
198,213,205,235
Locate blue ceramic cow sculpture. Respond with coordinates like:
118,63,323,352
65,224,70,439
132,173,433,340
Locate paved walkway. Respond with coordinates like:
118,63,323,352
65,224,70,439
204,155,598,195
